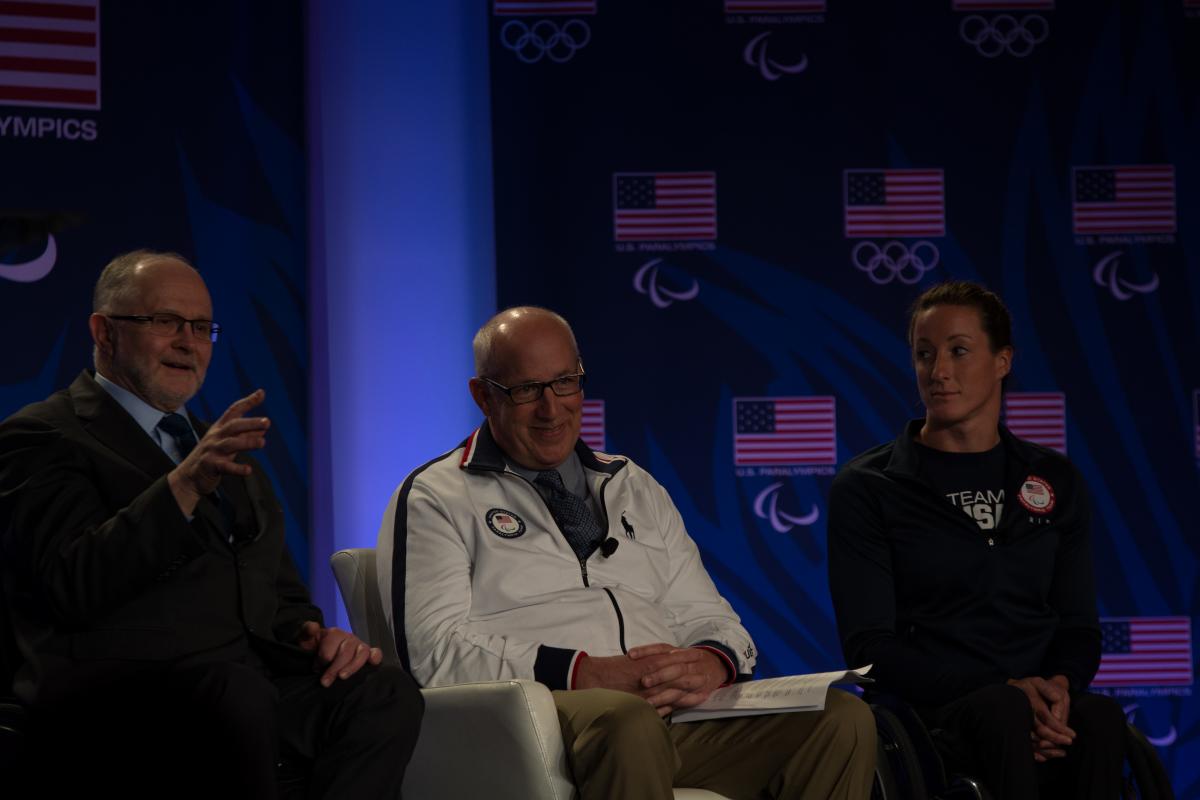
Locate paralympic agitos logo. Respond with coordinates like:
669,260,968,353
0,234,57,284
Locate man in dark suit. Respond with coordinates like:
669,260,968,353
0,250,423,798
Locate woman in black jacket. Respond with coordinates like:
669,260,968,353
828,280,1126,799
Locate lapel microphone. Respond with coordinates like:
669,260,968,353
600,537,619,557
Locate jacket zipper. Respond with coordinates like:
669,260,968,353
596,476,629,652
596,473,615,531
503,469,626,650
900,474,1000,548
603,587,628,654
504,470,597,586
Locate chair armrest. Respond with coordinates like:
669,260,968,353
403,679,575,800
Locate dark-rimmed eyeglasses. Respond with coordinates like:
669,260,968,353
482,371,586,405
108,313,221,343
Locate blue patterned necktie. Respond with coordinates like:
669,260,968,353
536,469,602,561
159,412,241,536
157,412,198,462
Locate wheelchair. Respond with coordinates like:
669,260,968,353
868,691,1174,800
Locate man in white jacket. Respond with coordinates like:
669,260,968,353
377,306,875,800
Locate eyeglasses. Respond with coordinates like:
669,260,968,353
482,371,586,405
108,313,221,343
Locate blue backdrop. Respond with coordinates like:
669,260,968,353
0,1,310,576
488,1,1199,793
2,0,1197,794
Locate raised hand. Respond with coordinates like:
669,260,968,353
167,389,270,514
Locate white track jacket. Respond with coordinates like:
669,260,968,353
377,424,757,689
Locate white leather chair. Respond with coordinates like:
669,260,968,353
330,547,729,800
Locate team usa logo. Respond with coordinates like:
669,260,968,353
493,0,595,64
844,169,944,285
613,172,717,253
1004,392,1066,454
1016,475,1055,515
951,1,1053,59
486,508,527,538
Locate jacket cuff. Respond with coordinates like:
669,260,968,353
692,641,737,686
534,645,584,690
569,651,588,689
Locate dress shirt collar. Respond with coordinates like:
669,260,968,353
506,449,588,499
94,370,197,449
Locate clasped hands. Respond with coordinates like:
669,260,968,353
1007,675,1074,762
574,643,729,717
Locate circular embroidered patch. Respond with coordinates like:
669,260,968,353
1017,475,1056,514
486,508,526,538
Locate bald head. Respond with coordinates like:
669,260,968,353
472,306,579,378
468,306,584,470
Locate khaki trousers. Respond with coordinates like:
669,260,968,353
554,687,876,800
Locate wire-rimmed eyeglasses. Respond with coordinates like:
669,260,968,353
108,313,221,343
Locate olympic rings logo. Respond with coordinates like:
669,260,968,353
959,14,1049,58
500,20,591,64
851,241,940,285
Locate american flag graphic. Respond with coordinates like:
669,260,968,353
1193,390,1199,460
1004,392,1066,454
0,0,99,110
1072,165,1176,235
581,399,605,451
1022,480,1050,501
844,169,945,238
613,172,717,242
493,0,596,14
1094,617,1193,687
725,0,826,11
734,396,836,466
951,1,1054,9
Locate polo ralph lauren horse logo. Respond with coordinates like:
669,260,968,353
620,512,636,540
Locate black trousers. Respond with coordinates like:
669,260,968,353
22,658,424,799
922,683,1126,800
